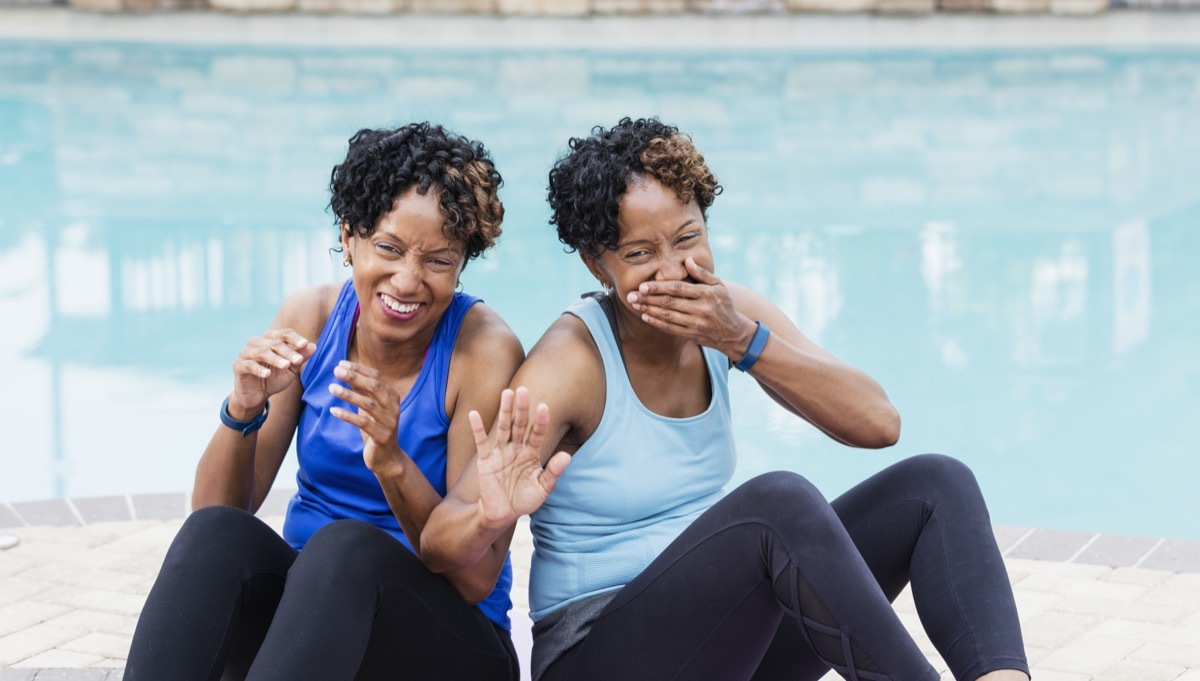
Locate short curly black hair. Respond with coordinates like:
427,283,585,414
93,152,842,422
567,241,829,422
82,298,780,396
330,122,503,263
547,117,722,258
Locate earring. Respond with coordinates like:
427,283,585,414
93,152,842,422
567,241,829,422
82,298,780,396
343,255,352,267
455,279,463,292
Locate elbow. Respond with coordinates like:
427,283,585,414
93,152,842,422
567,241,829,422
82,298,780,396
418,535,452,575
435,559,500,605
859,408,900,449
456,575,498,606
875,409,901,448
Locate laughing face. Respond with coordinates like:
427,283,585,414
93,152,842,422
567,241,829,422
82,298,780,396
341,185,464,349
585,176,714,321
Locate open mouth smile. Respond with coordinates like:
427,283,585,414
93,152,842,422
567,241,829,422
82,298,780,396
379,293,422,319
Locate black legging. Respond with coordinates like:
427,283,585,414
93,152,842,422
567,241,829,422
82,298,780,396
541,454,1028,681
123,506,518,681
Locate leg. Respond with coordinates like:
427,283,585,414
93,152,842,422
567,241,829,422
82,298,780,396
751,455,1029,681
831,454,1029,681
123,506,297,681
541,471,940,681
245,520,517,681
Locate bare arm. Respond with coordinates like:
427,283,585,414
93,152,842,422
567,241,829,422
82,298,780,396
192,285,332,511
420,316,596,578
630,257,900,449
354,304,526,604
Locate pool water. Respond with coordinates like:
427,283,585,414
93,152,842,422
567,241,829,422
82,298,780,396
1,42,1197,541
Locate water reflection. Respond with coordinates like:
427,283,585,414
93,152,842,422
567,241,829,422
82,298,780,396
1,43,1197,540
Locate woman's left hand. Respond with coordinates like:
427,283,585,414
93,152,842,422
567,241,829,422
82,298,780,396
328,360,408,475
628,257,756,359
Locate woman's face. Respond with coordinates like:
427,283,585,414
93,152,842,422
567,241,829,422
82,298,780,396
341,186,463,348
586,176,715,318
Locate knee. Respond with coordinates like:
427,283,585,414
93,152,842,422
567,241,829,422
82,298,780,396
294,520,415,582
174,505,259,549
739,471,828,514
899,454,984,504
165,505,262,568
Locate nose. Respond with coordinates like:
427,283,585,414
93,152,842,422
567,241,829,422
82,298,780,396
655,255,687,282
389,258,422,293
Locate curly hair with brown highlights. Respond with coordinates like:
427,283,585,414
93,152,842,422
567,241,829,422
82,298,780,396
547,117,722,258
329,122,504,264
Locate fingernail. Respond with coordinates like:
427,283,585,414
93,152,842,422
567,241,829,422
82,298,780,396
291,354,303,362
627,291,638,303
334,366,347,378
328,384,342,395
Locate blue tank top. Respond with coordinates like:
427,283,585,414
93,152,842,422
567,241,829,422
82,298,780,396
282,279,514,631
527,295,737,619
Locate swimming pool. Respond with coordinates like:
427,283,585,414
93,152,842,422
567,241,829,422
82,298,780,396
1,40,1197,541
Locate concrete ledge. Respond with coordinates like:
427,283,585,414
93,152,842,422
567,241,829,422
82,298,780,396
6,9,1200,48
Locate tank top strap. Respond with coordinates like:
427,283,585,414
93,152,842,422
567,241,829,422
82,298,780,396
301,279,357,388
564,294,623,412
420,292,481,421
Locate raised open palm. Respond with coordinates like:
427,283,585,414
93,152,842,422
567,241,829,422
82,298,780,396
470,387,570,528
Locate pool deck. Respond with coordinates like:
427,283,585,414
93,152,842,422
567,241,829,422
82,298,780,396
2,491,1199,680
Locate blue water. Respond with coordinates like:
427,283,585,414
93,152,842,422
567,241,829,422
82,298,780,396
1,42,1197,541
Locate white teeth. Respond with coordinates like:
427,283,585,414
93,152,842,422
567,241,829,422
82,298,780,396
381,295,419,314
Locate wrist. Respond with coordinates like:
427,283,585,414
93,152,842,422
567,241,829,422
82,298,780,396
226,394,267,422
220,396,270,437
724,317,758,362
733,321,771,372
368,446,410,479
476,498,515,535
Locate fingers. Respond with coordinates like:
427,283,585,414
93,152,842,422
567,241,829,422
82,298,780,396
684,256,720,284
637,309,693,338
267,328,314,357
235,330,311,379
524,402,551,453
333,360,384,391
512,387,531,444
494,388,515,448
539,451,572,493
468,410,490,458
330,361,399,444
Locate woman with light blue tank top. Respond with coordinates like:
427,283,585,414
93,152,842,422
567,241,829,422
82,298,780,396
124,123,523,681
424,117,1030,681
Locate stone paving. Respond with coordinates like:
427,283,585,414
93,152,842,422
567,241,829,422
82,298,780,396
2,492,1200,680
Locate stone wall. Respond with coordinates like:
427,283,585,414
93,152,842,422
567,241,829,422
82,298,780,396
51,0,1119,15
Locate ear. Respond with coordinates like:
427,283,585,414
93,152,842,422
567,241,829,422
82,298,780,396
340,222,353,253
581,253,609,290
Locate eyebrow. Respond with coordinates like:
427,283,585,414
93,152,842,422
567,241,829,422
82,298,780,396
616,220,698,250
373,232,463,257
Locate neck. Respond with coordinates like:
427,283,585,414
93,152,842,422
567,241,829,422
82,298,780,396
610,290,692,364
350,320,434,382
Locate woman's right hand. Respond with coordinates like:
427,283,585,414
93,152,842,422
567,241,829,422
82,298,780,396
470,387,571,530
229,329,315,418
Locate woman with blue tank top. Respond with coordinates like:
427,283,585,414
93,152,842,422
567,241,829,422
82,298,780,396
423,118,1031,681
124,123,523,681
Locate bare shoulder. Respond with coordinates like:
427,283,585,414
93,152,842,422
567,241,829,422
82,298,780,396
526,312,599,368
271,282,343,342
455,301,524,371
516,312,605,439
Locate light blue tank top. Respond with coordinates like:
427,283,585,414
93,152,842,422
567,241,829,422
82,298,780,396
528,294,737,620
282,278,514,631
